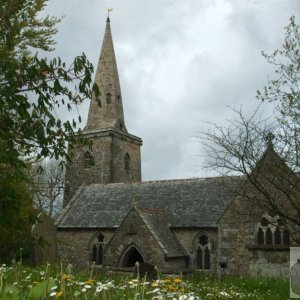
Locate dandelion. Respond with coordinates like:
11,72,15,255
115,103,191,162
81,287,87,293
55,291,64,298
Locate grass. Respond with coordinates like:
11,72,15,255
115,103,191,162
0,262,289,299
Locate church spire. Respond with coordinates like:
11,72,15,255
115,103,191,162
86,17,127,132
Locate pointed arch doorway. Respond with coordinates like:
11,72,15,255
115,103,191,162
119,245,145,267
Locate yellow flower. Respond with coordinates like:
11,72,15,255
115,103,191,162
173,278,182,283
85,279,94,286
56,291,64,299
63,274,71,281
167,284,175,290
151,282,159,288
164,279,171,284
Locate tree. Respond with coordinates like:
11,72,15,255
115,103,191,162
0,0,98,260
200,16,300,243
0,0,97,168
0,163,37,262
29,159,65,218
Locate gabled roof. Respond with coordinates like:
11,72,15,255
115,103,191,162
137,207,188,257
56,177,243,229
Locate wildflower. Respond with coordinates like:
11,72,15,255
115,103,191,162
219,291,229,296
63,274,72,281
40,271,45,276
56,291,64,298
50,291,57,297
51,286,58,290
167,284,175,290
81,287,87,293
147,288,160,294
84,284,92,289
173,278,182,283
85,278,94,286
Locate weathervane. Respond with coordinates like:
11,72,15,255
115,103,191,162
107,7,113,18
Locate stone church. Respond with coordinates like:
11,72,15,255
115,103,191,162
55,17,297,277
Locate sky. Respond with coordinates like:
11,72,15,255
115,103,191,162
43,0,300,181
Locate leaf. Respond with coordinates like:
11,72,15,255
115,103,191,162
1,284,20,300
28,278,56,298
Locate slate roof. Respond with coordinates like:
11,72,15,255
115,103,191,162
137,207,188,257
56,177,244,229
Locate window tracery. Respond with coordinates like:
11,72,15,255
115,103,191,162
255,213,291,246
196,234,211,269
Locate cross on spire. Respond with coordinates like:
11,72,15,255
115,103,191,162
266,132,275,147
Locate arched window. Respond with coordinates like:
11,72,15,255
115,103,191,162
106,93,112,104
124,153,130,174
257,227,264,244
274,227,282,244
266,228,273,245
91,234,104,265
84,151,94,169
283,230,290,244
255,213,291,246
196,234,210,270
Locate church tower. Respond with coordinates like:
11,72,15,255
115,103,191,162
63,17,142,207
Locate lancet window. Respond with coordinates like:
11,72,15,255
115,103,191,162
196,234,211,269
124,153,130,174
91,234,104,265
106,93,112,104
84,151,94,169
256,213,291,246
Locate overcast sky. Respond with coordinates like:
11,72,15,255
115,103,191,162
43,0,300,181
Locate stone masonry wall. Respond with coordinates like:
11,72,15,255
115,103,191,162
56,229,115,270
104,210,186,272
64,130,141,206
218,194,290,277
174,228,218,273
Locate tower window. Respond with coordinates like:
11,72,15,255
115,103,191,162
124,153,130,174
117,95,122,102
106,93,112,104
84,151,94,169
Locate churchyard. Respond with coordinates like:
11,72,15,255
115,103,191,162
0,262,289,299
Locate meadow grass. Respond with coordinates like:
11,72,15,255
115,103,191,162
0,262,289,299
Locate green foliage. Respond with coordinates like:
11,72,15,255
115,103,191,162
0,164,36,262
0,0,97,166
0,0,98,262
28,278,56,298
257,16,300,126
0,264,290,299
